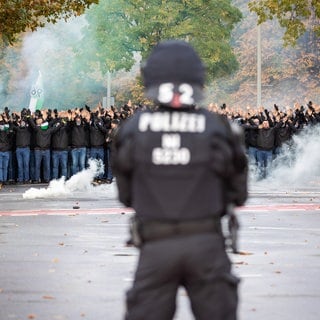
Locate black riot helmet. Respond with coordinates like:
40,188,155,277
141,40,206,108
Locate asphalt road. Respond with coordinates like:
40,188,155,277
0,181,319,320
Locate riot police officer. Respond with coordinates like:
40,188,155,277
113,40,248,320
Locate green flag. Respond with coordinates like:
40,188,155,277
29,71,44,113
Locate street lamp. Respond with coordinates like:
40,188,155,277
257,23,262,108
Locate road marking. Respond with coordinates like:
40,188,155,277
237,274,263,278
248,226,320,232
0,207,135,217
237,204,320,211
0,203,319,217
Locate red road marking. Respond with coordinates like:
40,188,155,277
0,207,135,217
237,203,320,211
0,204,319,217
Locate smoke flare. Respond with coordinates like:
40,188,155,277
252,125,320,189
22,159,106,199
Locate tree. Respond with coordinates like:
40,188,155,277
206,0,320,108
80,0,242,80
248,0,320,46
78,0,137,74
0,0,98,44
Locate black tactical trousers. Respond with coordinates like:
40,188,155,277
125,232,239,320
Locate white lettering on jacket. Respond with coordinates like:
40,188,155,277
139,112,206,133
152,133,191,165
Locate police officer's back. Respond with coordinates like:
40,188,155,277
113,40,248,320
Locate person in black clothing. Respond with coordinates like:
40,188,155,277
0,116,11,187
12,117,32,183
28,115,60,183
70,114,89,175
105,118,119,183
89,112,108,180
274,115,296,156
242,117,259,168
51,113,70,179
255,119,278,179
113,40,248,320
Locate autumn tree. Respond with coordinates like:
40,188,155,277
0,0,98,44
248,0,320,46
207,0,320,108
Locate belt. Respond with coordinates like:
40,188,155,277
140,218,221,242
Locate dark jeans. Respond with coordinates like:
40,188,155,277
256,149,273,179
90,147,105,179
0,151,10,182
7,150,15,181
34,149,51,182
16,147,30,182
90,147,105,161
248,146,258,166
71,147,86,175
106,147,113,180
29,150,35,181
125,233,238,320
52,150,68,179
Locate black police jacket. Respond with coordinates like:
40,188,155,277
113,106,248,222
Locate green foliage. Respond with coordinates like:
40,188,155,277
0,0,98,44
80,0,242,80
78,0,137,74
248,0,320,46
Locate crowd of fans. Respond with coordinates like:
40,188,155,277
0,103,138,188
0,100,319,188
210,101,320,179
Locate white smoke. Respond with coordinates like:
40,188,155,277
252,125,320,189
22,159,107,199
3,16,94,109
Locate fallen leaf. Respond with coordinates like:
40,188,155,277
275,271,282,274
42,295,55,300
58,242,64,246
238,251,253,255
52,258,59,263
28,314,36,319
